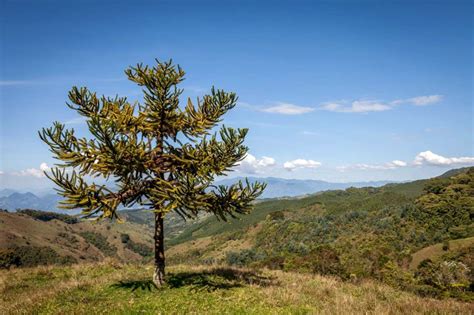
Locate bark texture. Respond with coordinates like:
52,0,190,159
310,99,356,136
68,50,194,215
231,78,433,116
153,212,165,287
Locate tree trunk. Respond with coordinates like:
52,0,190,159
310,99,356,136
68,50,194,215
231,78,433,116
153,211,165,287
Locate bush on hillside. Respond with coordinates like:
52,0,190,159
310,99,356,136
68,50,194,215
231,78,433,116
416,259,470,291
0,246,76,268
79,232,117,257
381,261,415,290
283,246,347,279
120,233,130,244
120,233,152,257
0,249,19,268
226,249,264,267
18,209,78,224
126,240,153,257
412,258,472,301
267,211,285,221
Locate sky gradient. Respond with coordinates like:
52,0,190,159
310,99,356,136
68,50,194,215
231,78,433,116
1,0,473,191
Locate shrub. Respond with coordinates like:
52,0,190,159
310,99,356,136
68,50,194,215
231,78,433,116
260,256,285,270
18,209,78,224
381,261,415,290
226,249,263,267
416,259,471,291
267,211,285,221
120,233,152,257
442,240,450,251
58,232,79,244
0,246,77,268
79,232,117,257
0,249,19,268
287,246,347,278
126,240,153,257
120,233,130,244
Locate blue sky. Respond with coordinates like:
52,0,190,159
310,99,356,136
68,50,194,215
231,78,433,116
1,0,473,191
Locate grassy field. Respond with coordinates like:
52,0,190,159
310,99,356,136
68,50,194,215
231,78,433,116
1,261,472,314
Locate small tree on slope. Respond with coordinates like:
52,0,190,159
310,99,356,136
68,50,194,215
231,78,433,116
39,59,266,286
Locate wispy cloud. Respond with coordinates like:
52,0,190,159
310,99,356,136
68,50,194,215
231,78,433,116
337,160,408,172
321,100,391,113
261,102,315,115
12,163,50,178
392,95,443,106
321,95,443,114
64,117,87,125
283,159,321,171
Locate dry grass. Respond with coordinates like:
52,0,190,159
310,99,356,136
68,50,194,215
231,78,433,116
1,262,472,314
259,269,473,314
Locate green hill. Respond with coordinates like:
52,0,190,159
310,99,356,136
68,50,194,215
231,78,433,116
166,167,474,300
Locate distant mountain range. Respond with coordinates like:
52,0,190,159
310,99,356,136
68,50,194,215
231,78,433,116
6,167,470,212
216,177,395,199
0,177,394,211
0,190,63,211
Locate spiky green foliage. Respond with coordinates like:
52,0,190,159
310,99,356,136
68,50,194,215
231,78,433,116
39,59,265,221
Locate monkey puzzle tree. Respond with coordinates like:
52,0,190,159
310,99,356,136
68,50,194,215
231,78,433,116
39,59,265,286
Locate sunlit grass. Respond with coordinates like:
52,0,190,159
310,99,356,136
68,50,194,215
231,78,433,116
1,261,471,314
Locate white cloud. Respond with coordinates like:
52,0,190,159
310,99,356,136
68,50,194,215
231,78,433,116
320,102,343,112
320,100,391,113
351,101,392,113
414,151,474,166
337,160,408,172
283,159,321,171
15,169,44,178
321,95,442,113
390,160,407,167
337,150,474,172
235,154,276,174
261,102,315,115
13,163,50,178
40,163,50,172
0,171,3,175
396,95,443,106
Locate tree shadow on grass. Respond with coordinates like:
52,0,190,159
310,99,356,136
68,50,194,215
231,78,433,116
111,279,158,292
111,267,276,292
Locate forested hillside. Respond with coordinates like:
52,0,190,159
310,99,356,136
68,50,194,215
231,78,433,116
168,167,474,300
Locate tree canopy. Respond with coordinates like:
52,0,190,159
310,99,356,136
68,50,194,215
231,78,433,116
39,59,265,220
